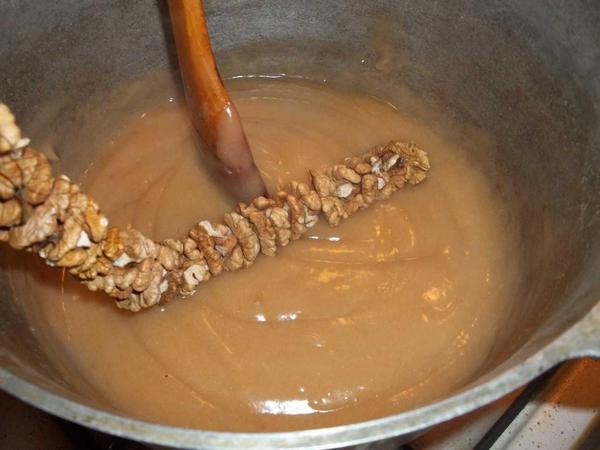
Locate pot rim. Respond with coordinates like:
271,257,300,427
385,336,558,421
1,304,598,450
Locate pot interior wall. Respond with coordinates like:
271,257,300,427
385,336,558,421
0,0,599,430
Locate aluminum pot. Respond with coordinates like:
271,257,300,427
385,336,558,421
0,1,599,449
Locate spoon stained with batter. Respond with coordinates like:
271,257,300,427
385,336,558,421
167,0,267,202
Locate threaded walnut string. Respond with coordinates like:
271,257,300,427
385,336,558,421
0,102,430,312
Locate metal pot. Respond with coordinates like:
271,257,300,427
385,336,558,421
0,1,598,449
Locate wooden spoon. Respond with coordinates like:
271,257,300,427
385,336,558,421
167,0,266,201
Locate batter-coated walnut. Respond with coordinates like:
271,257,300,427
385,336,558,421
157,245,181,271
267,206,292,247
287,194,308,240
0,104,29,152
223,245,244,271
17,149,53,205
9,201,57,249
331,165,361,184
238,203,277,256
321,196,347,226
224,212,260,262
182,262,209,292
361,174,378,205
0,156,21,200
344,193,367,216
189,223,223,275
0,198,21,227
56,248,88,267
121,229,158,261
164,238,184,254
183,237,202,260
46,216,82,261
103,227,124,260
84,203,108,242
311,171,336,197
289,181,321,211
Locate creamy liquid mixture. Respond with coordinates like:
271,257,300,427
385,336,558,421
10,78,517,431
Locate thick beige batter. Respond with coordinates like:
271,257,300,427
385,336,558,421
9,78,517,431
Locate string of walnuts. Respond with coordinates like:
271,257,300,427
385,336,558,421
0,102,430,312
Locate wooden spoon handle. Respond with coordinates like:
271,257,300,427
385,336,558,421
167,0,266,200
167,0,225,146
